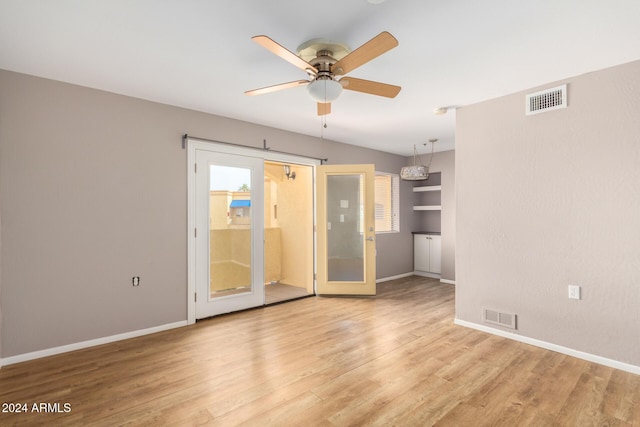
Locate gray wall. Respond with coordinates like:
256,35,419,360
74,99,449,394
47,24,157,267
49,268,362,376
0,70,414,358
407,150,456,282
455,60,640,366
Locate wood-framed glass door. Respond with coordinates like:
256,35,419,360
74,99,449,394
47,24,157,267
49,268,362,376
316,164,376,295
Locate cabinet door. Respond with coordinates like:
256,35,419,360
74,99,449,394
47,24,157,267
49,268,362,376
413,235,430,271
429,235,442,274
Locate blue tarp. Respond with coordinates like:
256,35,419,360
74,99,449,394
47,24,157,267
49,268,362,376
230,200,251,208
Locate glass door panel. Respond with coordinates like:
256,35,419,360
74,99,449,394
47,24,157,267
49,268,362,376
209,165,252,298
326,174,365,282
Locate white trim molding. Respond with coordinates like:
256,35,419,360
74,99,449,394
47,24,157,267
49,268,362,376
186,137,320,324
413,271,441,279
454,319,640,376
376,272,414,283
440,279,456,285
0,321,188,367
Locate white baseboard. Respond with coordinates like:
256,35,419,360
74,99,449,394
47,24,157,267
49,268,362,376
376,272,414,283
454,319,640,376
0,321,188,368
377,273,454,285
413,271,441,279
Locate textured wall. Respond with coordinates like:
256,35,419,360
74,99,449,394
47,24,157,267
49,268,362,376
431,151,455,282
0,70,412,358
455,60,640,366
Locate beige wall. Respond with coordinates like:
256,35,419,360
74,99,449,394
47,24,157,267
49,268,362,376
264,179,278,229
209,191,232,229
209,229,252,291
0,69,412,358
455,60,640,367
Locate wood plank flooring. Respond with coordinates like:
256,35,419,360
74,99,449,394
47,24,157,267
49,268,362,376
0,276,638,426
265,283,312,305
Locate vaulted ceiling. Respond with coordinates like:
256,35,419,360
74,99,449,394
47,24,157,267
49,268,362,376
2,1,639,155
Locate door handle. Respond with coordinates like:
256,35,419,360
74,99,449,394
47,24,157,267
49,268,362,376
366,237,374,241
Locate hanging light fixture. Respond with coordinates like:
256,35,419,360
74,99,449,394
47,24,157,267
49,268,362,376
400,139,437,181
307,77,342,102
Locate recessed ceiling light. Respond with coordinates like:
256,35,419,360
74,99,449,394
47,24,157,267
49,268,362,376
367,0,385,4
434,107,448,116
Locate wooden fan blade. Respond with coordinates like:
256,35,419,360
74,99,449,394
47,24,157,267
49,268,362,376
340,77,401,98
252,35,318,75
245,80,309,96
317,102,331,116
332,31,398,76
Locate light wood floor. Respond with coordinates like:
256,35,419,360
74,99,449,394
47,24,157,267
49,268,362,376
212,283,310,303
1,276,638,426
265,283,312,305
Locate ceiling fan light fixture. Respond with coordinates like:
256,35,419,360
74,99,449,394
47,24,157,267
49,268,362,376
307,78,342,102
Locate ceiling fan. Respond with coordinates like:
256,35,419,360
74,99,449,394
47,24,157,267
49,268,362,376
245,31,401,116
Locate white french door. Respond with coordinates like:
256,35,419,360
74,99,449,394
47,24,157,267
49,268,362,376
193,148,264,319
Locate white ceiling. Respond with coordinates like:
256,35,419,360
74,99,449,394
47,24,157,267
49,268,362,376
2,1,639,156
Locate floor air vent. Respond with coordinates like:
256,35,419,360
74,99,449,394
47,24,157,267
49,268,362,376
526,84,567,115
483,308,517,330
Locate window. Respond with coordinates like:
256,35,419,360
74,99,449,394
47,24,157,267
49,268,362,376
374,172,399,233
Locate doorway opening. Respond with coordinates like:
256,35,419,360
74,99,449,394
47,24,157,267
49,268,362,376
205,160,314,308
263,161,314,304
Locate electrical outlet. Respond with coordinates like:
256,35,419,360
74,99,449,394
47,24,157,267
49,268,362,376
568,285,581,300
132,276,140,287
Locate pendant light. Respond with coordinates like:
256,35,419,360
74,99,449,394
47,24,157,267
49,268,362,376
400,139,436,181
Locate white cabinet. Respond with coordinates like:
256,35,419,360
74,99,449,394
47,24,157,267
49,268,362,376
429,235,442,274
414,234,441,275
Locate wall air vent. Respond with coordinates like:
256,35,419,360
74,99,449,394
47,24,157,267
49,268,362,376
483,308,517,330
525,84,567,115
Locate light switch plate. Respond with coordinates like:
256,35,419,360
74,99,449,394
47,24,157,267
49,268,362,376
568,285,581,300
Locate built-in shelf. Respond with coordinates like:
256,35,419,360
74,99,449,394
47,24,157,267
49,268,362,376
413,184,441,211
412,185,442,192
412,175,441,251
